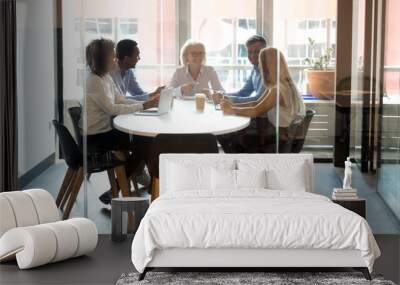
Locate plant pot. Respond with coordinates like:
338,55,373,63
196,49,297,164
305,69,336,100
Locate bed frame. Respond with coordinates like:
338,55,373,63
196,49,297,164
138,154,372,281
139,248,371,280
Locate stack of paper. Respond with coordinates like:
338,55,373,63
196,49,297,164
332,188,358,200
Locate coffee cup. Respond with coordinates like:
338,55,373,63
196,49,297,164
195,93,206,112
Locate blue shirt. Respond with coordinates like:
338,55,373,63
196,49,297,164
225,66,265,103
110,66,149,101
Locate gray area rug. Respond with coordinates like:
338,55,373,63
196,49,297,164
117,272,396,285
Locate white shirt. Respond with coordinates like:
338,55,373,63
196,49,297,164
267,83,305,128
169,65,224,95
80,73,143,135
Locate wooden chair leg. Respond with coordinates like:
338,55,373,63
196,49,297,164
107,169,119,198
56,167,75,207
62,167,84,220
114,166,131,198
114,165,134,231
151,177,159,202
60,169,79,210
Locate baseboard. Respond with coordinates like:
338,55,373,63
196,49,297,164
18,153,55,188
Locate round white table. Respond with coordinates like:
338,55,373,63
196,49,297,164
113,99,250,137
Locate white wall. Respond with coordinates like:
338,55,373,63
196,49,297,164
62,0,84,101
17,0,56,176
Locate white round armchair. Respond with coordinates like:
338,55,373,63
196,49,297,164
0,189,97,269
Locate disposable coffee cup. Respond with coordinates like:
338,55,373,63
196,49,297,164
195,93,206,112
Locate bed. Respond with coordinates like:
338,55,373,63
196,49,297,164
131,154,380,280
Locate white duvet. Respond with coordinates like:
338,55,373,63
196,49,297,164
131,190,380,273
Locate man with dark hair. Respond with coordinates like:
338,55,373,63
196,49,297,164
217,35,268,103
111,39,164,101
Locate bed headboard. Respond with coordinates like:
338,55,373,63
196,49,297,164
159,154,314,196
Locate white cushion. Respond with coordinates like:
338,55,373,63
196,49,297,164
266,166,307,191
159,154,314,194
0,218,97,269
0,189,59,237
167,163,210,191
0,196,17,237
24,189,59,224
0,191,39,227
64,218,98,257
0,189,97,269
210,169,267,193
238,157,310,192
211,168,236,190
42,221,79,262
166,159,236,192
236,169,267,189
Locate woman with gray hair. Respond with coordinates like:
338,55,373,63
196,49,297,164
169,40,224,97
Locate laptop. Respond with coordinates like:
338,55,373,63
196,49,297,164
134,87,177,116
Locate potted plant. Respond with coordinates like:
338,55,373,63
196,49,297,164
304,37,335,100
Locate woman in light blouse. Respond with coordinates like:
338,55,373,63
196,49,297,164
80,38,158,203
169,40,224,96
220,47,305,152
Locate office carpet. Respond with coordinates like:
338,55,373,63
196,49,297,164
117,271,395,285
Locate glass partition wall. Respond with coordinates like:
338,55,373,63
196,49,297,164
349,0,366,168
46,0,398,233
377,0,400,222
190,0,257,91
61,0,339,233
274,0,337,159
62,0,179,232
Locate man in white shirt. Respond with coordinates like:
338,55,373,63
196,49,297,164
110,39,164,101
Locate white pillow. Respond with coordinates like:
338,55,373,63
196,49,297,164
166,160,236,192
211,169,267,191
211,168,236,190
266,167,306,191
238,158,309,191
167,163,209,191
236,169,267,189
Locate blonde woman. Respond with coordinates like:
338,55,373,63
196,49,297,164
220,47,305,152
169,40,224,97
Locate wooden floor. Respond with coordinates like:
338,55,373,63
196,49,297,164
0,235,399,285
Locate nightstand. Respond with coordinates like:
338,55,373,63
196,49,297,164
111,197,150,242
332,198,366,218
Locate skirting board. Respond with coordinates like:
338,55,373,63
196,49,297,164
18,153,55,188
